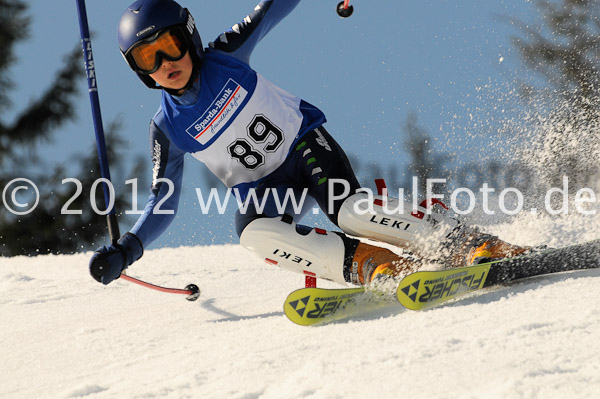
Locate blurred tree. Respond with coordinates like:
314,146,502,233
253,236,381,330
510,0,600,190
402,112,452,199
512,0,600,119
0,1,143,256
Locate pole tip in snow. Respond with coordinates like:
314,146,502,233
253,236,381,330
336,1,353,18
185,284,201,301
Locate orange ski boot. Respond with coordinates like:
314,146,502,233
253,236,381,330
350,242,418,285
467,240,529,265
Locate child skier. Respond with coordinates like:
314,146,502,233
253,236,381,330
90,0,527,286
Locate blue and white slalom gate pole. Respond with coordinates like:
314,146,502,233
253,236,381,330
75,0,200,301
75,0,120,244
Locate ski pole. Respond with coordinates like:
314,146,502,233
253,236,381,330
120,275,201,301
75,0,200,301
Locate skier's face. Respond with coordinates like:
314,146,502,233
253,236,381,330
149,51,194,93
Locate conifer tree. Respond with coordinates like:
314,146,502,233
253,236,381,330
0,1,142,256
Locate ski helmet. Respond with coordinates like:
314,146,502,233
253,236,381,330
118,0,203,89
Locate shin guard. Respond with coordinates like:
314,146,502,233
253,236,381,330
337,192,460,253
240,216,352,285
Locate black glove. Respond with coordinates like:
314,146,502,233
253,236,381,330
89,233,144,285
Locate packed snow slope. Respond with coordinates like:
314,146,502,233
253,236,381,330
1,213,599,399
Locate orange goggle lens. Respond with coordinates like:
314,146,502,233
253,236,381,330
129,29,186,73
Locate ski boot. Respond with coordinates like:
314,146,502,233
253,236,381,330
467,240,530,265
350,242,418,285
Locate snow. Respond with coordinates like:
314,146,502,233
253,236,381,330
1,215,599,399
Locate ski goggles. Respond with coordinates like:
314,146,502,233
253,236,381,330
125,27,188,74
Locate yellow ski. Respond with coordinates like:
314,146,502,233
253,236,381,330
396,264,492,310
284,286,393,326
397,238,600,310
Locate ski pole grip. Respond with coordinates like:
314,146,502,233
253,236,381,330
90,258,110,277
107,214,120,245
90,247,127,279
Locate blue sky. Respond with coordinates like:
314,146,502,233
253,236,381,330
12,0,538,249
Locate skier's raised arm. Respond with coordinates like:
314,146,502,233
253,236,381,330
209,0,302,65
